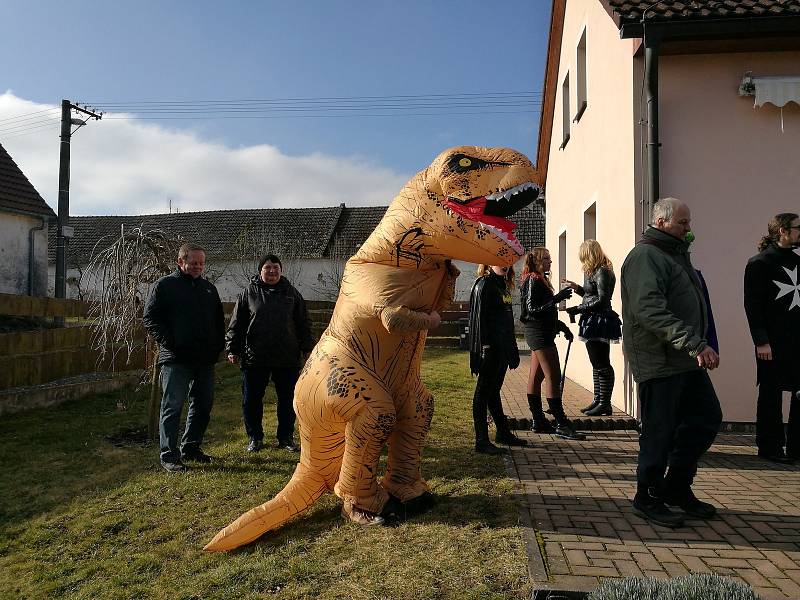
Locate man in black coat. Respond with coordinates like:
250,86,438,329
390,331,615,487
744,212,800,463
226,255,315,452
142,243,225,472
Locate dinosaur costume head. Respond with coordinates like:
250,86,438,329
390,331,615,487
356,146,541,269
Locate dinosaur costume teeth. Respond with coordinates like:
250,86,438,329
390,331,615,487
204,146,540,552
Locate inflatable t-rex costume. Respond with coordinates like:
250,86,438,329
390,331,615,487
205,146,540,551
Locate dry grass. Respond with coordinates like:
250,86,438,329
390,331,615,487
0,349,530,599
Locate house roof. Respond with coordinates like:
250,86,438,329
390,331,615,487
47,203,545,264
602,0,800,27
47,206,344,263
0,142,55,219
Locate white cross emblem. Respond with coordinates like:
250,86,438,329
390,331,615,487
773,266,800,310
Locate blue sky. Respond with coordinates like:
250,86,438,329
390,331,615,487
0,1,551,214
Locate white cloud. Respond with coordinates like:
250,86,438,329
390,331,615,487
0,92,409,215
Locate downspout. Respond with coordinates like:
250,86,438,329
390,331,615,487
643,19,661,228
27,216,47,296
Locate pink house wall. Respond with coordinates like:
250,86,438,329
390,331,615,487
658,51,800,422
543,1,800,421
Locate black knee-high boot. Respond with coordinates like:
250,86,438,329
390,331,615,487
581,369,602,413
585,367,614,416
528,394,555,433
547,397,586,440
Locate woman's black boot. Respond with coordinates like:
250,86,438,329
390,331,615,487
527,394,555,433
581,369,602,413
585,367,614,416
547,397,586,440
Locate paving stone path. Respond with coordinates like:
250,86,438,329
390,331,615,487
500,354,800,599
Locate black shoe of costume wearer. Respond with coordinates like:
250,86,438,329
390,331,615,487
379,495,404,526
633,491,685,528
584,402,612,416
278,438,299,452
247,439,263,453
758,450,795,464
161,459,187,473
402,491,437,518
181,447,212,463
495,432,529,447
475,440,508,455
663,488,717,520
580,400,600,414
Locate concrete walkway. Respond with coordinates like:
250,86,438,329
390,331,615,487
501,355,800,599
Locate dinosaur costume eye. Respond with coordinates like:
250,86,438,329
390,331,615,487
449,154,487,173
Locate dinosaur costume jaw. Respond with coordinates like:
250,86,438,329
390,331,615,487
443,180,540,257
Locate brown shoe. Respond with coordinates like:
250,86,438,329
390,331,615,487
342,504,385,526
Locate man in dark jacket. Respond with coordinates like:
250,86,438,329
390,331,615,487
142,243,225,473
621,198,722,528
226,255,315,452
744,212,800,463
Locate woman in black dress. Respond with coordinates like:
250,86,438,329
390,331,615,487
519,247,584,440
468,264,528,455
562,240,622,416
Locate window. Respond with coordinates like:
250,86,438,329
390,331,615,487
558,231,567,308
575,28,588,122
584,202,596,241
560,73,571,149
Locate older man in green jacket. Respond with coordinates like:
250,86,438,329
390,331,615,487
621,198,722,529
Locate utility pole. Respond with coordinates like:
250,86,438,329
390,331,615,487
55,100,102,299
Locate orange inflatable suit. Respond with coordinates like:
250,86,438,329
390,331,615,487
205,146,541,551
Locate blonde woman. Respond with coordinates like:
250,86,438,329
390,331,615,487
519,248,584,440
467,264,528,454
562,240,622,416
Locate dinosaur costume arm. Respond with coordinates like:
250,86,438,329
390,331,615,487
380,306,440,333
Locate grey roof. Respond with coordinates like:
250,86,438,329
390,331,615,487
0,142,55,219
47,206,343,263
48,203,545,263
603,0,800,25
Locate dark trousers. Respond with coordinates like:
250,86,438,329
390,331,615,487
159,363,215,462
472,349,511,443
242,366,300,443
756,359,800,456
637,370,722,494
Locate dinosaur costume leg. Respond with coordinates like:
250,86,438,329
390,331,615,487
333,385,395,515
381,379,434,502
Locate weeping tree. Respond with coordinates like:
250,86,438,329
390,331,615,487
84,225,182,440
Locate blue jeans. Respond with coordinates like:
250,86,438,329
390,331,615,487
159,363,215,462
241,366,299,443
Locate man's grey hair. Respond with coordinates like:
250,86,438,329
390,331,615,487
652,197,683,223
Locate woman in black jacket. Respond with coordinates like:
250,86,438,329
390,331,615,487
562,240,622,416
226,254,315,452
519,247,584,440
468,264,528,455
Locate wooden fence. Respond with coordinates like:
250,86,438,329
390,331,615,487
0,293,467,391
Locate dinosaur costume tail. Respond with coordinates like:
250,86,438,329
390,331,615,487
203,461,328,552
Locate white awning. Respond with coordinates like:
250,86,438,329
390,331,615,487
752,76,800,108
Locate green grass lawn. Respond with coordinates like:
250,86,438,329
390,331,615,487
0,349,530,600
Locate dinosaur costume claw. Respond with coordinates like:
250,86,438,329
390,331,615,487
204,146,540,552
